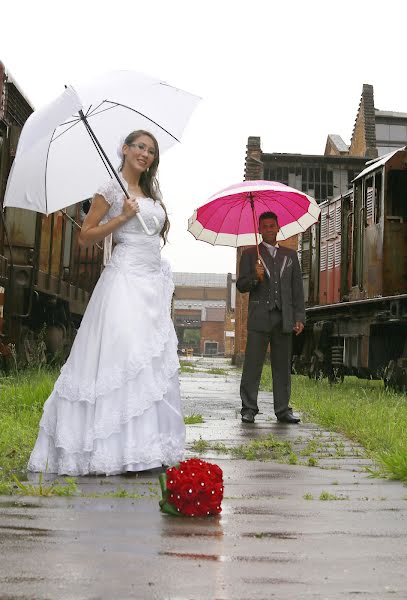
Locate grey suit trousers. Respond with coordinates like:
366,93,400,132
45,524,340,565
240,309,292,418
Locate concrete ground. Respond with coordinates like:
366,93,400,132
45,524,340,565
1,357,406,599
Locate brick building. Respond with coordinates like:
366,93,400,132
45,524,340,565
173,272,235,356
234,84,407,364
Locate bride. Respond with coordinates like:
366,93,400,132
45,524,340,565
28,130,185,476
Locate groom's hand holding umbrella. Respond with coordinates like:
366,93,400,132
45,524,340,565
255,260,265,283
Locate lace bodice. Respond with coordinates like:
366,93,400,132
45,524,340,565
95,176,165,246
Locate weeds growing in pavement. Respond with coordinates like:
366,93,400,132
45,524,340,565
189,434,292,461
179,365,197,373
184,414,204,424
179,360,195,368
190,437,210,453
13,474,79,497
260,370,407,482
206,368,228,376
319,491,349,501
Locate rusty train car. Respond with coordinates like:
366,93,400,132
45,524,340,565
0,62,104,366
295,147,407,392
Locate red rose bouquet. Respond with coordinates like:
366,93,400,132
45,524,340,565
159,458,224,517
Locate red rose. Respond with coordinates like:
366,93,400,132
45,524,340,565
206,463,223,483
166,469,181,491
181,502,199,517
178,480,200,501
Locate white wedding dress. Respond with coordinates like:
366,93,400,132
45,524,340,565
28,177,185,476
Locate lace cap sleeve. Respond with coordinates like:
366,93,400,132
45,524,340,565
94,179,116,206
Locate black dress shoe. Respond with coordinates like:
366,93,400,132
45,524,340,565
241,412,255,423
277,413,300,424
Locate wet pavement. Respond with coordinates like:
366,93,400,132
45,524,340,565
1,357,407,599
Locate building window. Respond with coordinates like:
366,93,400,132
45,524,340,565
300,167,332,200
265,166,289,185
204,341,218,355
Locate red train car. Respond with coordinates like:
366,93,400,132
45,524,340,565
295,148,407,392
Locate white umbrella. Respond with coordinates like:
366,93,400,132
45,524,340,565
4,70,200,234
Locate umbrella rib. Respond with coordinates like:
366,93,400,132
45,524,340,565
106,102,181,142
61,103,101,125
51,102,107,142
237,195,250,246
202,194,243,239
225,194,252,246
51,118,84,142
83,103,120,118
52,101,181,145
255,190,311,233
45,128,58,214
211,199,236,245
196,194,242,245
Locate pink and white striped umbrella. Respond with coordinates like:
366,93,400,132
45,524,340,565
188,180,320,246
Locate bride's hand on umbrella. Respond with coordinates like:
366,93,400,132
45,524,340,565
255,261,265,282
122,196,140,221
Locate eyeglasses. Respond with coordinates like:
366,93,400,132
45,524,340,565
128,142,156,157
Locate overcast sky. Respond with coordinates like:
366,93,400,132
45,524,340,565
2,0,406,274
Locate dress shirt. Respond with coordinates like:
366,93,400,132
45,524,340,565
263,241,279,258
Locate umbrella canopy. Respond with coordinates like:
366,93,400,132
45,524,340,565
4,70,200,215
188,180,321,246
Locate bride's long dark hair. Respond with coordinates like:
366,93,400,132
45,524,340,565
120,130,170,245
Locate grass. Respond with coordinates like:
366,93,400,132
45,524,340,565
260,369,407,482
180,365,197,373
13,474,79,497
190,434,292,461
0,369,57,492
206,368,228,376
319,490,349,501
184,414,204,424
190,437,210,453
179,360,195,368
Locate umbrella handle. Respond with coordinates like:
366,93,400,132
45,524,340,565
136,213,161,236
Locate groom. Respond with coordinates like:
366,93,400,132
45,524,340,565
236,211,305,424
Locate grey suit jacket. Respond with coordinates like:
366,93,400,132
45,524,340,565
236,243,305,334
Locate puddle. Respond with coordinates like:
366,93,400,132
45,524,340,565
233,507,305,518
243,577,304,585
0,525,49,538
242,531,298,539
0,501,43,509
0,575,46,584
159,551,294,563
0,513,35,520
164,530,224,538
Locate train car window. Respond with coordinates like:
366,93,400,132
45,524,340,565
374,172,382,223
388,171,407,220
365,177,374,221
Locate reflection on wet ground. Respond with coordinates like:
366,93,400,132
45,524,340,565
1,358,407,599
0,501,44,509
164,530,225,537
242,531,297,539
159,551,294,563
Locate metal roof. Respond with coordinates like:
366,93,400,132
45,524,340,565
354,147,406,181
173,272,231,288
375,110,407,120
327,134,349,153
